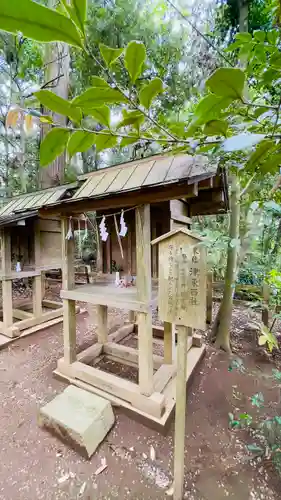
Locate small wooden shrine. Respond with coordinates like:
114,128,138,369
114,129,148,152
0,184,77,338
39,153,228,426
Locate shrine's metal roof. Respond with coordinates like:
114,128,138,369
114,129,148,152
0,183,77,226
74,154,218,201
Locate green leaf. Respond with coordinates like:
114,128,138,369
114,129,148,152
39,115,53,124
258,336,268,346
120,134,138,147
267,30,279,45
0,0,83,47
203,119,228,137
246,139,276,169
254,44,266,63
139,78,164,109
270,51,281,68
99,43,124,67
254,30,265,43
34,90,81,123
235,32,252,43
40,128,70,166
124,40,146,84
117,110,144,130
91,76,110,88
70,0,87,32
194,94,233,123
262,69,280,85
67,130,95,157
72,87,128,108
90,106,111,128
222,133,265,152
261,154,281,174
95,133,118,152
61,0,87,33
225,41,243,52
206,68,246,100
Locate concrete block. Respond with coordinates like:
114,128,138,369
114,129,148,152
38,385,115,458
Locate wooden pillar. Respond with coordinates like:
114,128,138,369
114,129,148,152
127,219,135,322
173,325,188,500
262,282,270,327
61,217,76,364
1,228,13,330
164,321,173,364
97,304,108,343
136,204,154,396
206,271,213,324
33,219,43,317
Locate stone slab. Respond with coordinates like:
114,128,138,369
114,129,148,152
38,385,115,458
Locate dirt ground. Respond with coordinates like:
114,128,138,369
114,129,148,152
0,298,281,499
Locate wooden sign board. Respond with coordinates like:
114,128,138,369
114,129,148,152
152,228,207,330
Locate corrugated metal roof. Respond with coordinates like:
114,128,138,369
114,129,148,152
0,184,72,219
74,154,217,201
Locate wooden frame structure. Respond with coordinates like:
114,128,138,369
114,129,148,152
40,153,228,427
0,184,77,338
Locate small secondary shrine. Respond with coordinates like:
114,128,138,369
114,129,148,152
39,153,228,427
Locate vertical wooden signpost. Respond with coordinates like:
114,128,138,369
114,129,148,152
152,228,207,500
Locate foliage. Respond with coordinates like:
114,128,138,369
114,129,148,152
228,359,281,474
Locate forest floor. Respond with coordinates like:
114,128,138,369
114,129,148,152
0,284,281,499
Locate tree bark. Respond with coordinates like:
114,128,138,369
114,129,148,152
214,176,240,352
39,0,69,189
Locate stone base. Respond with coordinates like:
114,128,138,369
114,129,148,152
38,385,115,458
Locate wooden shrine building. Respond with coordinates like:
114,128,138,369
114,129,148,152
39,153,228,427
0,184,77,338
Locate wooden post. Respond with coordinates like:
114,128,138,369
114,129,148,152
33,219,43,317
206,271,213,324
1,228,13,330
164,321,173,364
61,217,76,364
173,325,188,500
136,204,154,396
262,282,270,327
97,304,108,344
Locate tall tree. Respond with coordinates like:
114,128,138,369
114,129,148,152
39,0,70,188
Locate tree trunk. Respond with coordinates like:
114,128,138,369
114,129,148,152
39,0,69,189
212,0,248,351
214,176,240,352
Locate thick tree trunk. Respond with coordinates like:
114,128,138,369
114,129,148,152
214,176,240,352
40,0,69,189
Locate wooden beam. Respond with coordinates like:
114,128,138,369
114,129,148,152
61,217,76,364
12,308,34,321
96,304,108,344
173,325,188,500
42,299,62,309
103,342,163,370
153,364,176,393
14,307,63,331
60,286,148,312
58,359,165,418
39,182,199,216
77,343,103,364
136,204,154,396
33,219,43,318
1,228,13,332
164,322,173,364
